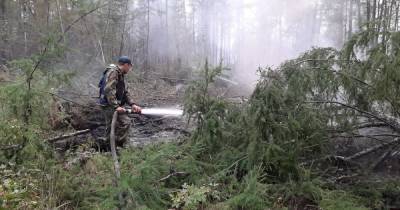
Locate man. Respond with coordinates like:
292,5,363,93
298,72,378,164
100,56,142,147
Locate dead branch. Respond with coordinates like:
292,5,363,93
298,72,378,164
354,122,389,129
0,144,22,150
47,129,91,143
325,155,362,168
332,133,400,143
334,174,361,182
159,172,190,182
305,101,400,133
291,58,356,66
371,151,391,171
0,129,91,150
300,155,360,169
346,138,400,161
159,77,187,82
1,129,92,151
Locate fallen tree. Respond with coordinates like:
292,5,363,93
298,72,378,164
179,33,400,209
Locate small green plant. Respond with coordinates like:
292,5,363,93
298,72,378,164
170,183,219,210
0,164,41,209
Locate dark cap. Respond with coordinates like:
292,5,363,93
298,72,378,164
118,56,132,65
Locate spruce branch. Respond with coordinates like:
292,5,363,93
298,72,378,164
305,100,400,132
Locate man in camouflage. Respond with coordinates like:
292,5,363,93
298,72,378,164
101,56,141,147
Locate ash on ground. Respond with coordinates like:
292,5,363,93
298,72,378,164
127,110,189,147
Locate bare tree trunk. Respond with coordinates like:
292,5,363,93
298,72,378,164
99,39,106,64
367,0,371,30
372,0,377,45
356,0,362,31
310,1,320,44
118,0,129,57
102,5,111,63
381,0,390,45
348,0,354,40
166,0,170,73
0,0,7,63
45,0,50,26
339,0,346,45
0,0,5,22
192,7,196,58
387,0,395,31
219,21,224,64
395,3,399,31
56,0,65,44
376,0,386,43
145,0,150,76
56,0,72,68
21,0,28,56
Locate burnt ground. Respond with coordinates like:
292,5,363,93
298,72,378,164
127,109,189,147
48,78,190,151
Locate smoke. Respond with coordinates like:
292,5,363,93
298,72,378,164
125,0,339,90
227,0,336,87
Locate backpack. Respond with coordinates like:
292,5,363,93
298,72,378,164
98,64,116,105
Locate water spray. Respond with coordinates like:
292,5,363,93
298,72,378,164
126,108,183,117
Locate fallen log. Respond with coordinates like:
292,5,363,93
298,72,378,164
313,138,400,167
47,129,91,143
345,138,400,161
1,129,92,151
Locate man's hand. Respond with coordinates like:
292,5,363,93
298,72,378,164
132,104,142,114
116,107,126,113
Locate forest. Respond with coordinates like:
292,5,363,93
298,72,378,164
1,0,400,209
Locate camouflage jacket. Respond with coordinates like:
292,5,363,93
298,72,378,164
103,65,135,108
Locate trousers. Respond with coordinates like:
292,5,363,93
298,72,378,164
102,107,131,147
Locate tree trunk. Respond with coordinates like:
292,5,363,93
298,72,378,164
145,0,150,77
356,0,362,31
0,0,7,63
20,0,28,56
339,0,346,45
395,3,399,31
377,0,386,44
118,0,129,57
192,7,196,56
166,0,170,73
372,0,377,45
367,0,371,30
348,0,354,40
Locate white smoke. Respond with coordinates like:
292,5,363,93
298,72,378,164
227,0,335,87
127,0,339,90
